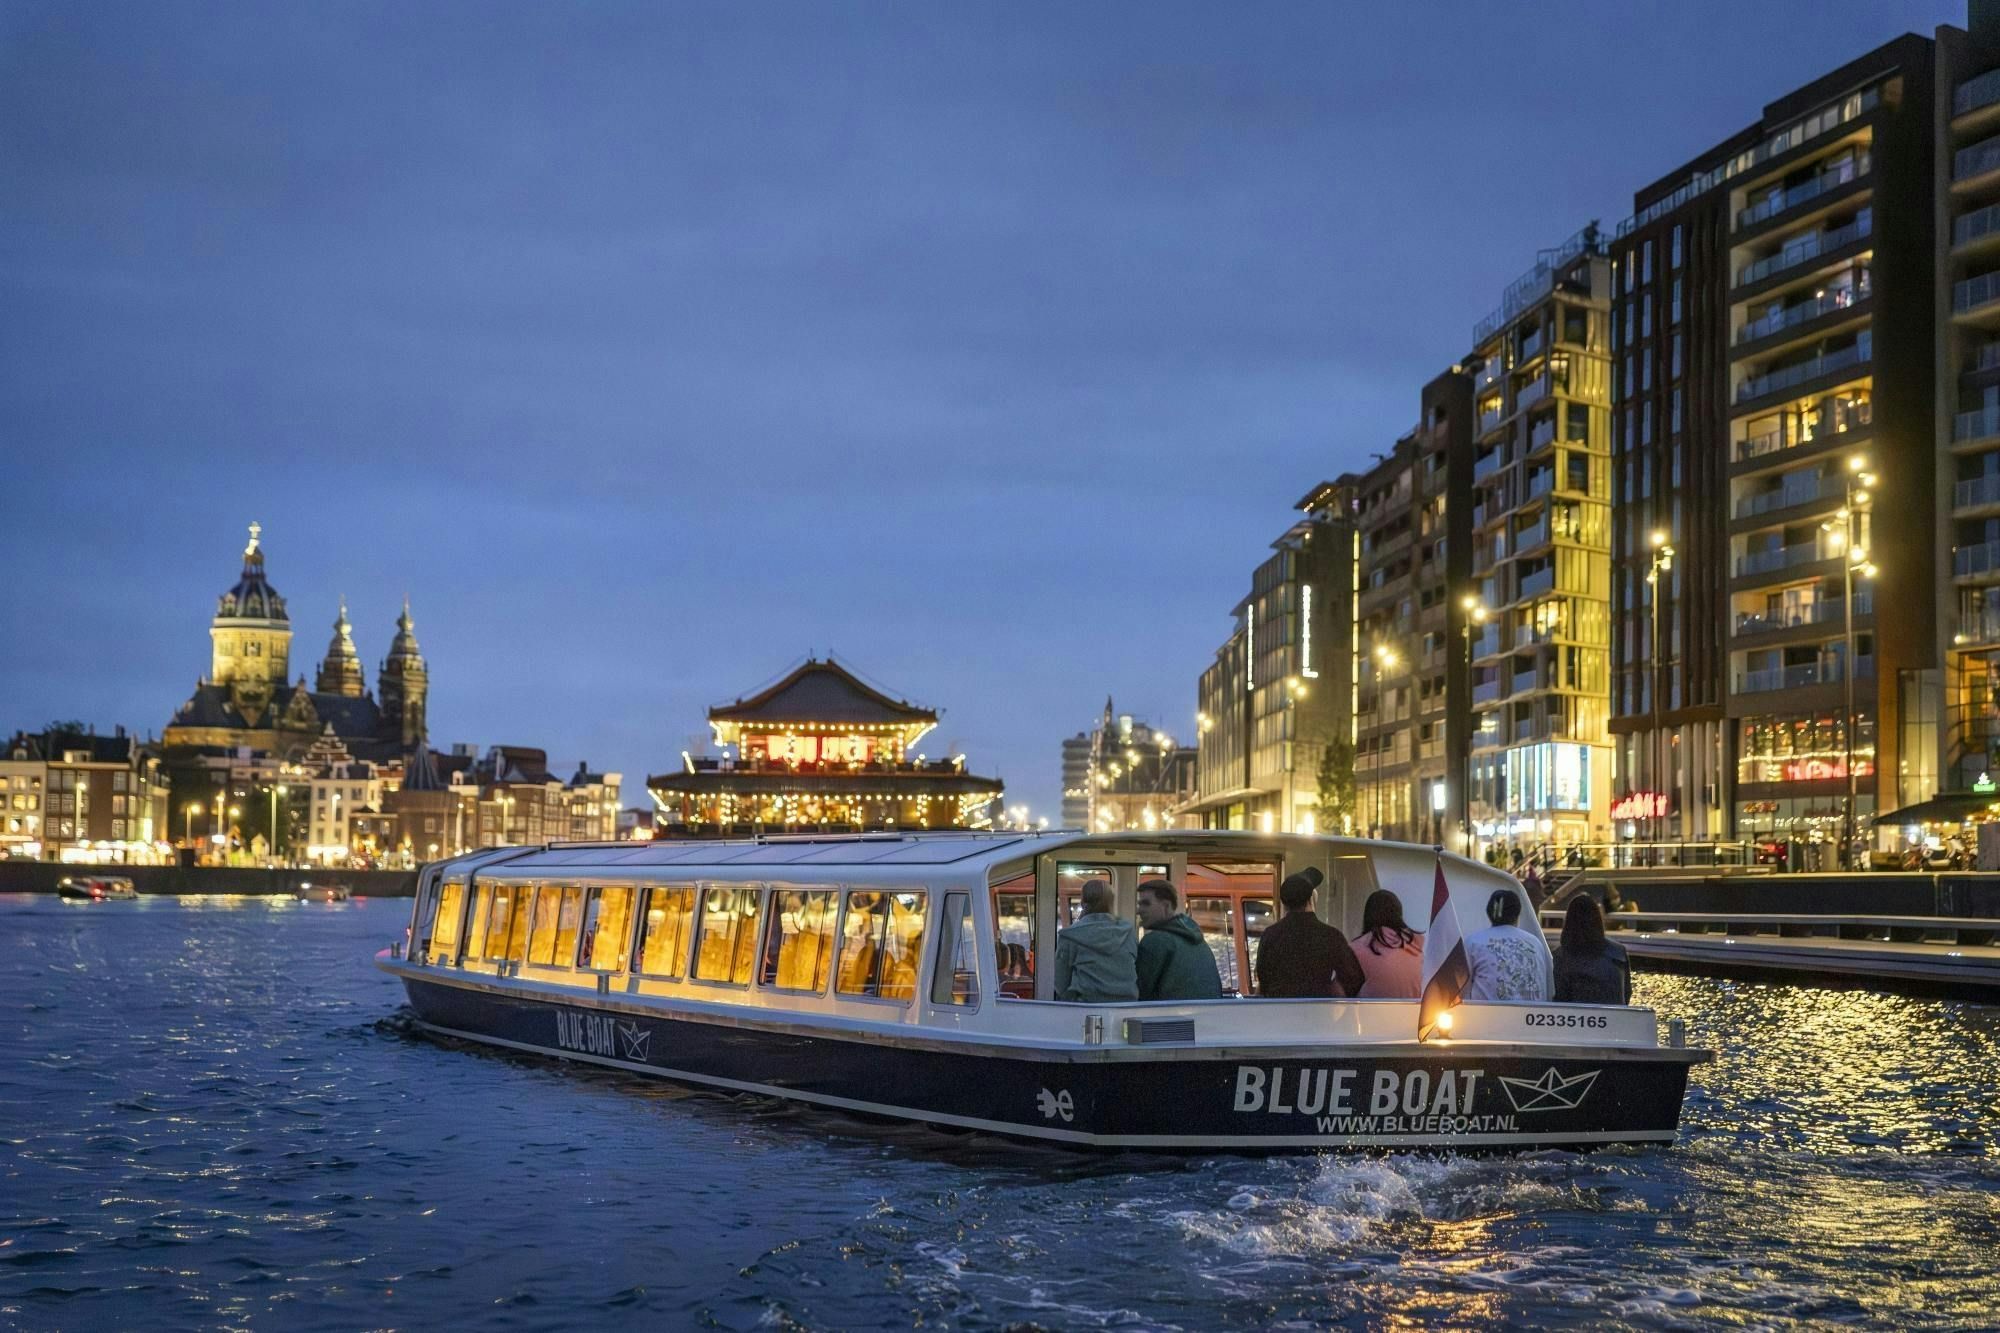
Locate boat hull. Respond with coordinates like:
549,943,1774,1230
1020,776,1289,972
394,969,1702,1152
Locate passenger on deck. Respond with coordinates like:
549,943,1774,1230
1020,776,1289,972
1352,889,1424,998
1052,879,1137,1002
1464,888,1552,1001
1134,878,1223,1001
1254,868,1364,998
1552,895,1631,1004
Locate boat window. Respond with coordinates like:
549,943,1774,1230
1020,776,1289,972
429,881,465,961
636,886,696,977
837,890,926,1001
526,884,565,965
1186,896,1241,995
929,892,978,1007
762,890,835,992
992,890,1036,998
553,885,586,965
481,883,531,962
1243,896,1275,991
693,886,762,984
580,886,635,972
466,884,495,959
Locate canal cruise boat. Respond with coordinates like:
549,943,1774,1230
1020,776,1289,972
378,830,1710,1152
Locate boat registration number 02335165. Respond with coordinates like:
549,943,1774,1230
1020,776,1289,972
1524,1011,1609,1029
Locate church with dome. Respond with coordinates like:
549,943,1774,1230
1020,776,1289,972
163,524,431,763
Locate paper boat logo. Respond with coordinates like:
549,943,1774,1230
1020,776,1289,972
1498,1066,1599,1113
616,1020,652,1062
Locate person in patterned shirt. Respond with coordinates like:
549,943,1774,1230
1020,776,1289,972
1463,889,1552,1001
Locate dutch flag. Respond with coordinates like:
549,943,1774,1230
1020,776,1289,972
1418,854,1471,1041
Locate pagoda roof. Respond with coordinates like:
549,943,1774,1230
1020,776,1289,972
709,658,937,729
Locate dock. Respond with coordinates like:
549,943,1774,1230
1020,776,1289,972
1541,907,2000,997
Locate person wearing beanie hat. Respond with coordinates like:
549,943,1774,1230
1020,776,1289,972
1254,866,1364,999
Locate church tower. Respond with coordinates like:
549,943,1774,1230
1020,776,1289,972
315,597,366,697
208,522,291,721
377,598,428,749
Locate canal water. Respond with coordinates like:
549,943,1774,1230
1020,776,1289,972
3,895,1997,1330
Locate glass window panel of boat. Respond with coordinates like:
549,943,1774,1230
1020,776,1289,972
762,890,836,991
1184,896,1241,994
992,890,1036,998
466,884,496,960
485,884,529,961
551,885,586,965
1056,864,1114,925
526,884,567,966
637,886,696,978
930,891,979,1007
581,886,635,972
429,881,465,960
837,890,926,1001
1242,897,1274,996
694,886,762,984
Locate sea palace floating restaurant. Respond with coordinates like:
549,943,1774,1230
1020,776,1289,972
647,659,1004,836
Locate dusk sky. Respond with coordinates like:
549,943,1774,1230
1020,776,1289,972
1,1,1966,820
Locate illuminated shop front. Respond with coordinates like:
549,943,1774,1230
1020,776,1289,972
1733,714,1875,836
647,658,1003,837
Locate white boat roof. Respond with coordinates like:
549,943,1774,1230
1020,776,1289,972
453,829,1473,876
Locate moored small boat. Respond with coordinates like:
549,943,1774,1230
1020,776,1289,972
377,831,1710,1152
57,875,137,901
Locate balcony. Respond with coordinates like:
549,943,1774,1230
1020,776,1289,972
1525,470,1554,499
1735,334,1870,404
1958,405,2000,444
1515,375,1549,412
1735,279,1868,346
1735,542,1826,577
1958,134,2000,185
1733,591,1871,636
1957,475,2000,510
1472,450,1505,482
1528,417,1556,453
1972,343,2000,375
1518,566,1555,598
1959,202,2000,255
1956,271,2000,319
1957,68,2000,119
1735,657,1871,693
1735,472,1832,518
1738,153,1869,231
1474,679,1503,705
1955,538,2000,577
1735,214,1870,288
1478,405,1504,435
1957,597,2000,645
1514,517,1552,551
1511,671,1538,697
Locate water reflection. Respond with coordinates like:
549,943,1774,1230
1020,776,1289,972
0,896,1997,1330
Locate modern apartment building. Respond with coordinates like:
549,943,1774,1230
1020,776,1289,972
1347,372,1477,848
1188,487,1356,834
1463,227,1617,850
1611,33,1945,851
1075,703,1195,833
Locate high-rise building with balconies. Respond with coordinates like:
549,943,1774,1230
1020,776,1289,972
1611,29,1956,855
1463,226,1616,851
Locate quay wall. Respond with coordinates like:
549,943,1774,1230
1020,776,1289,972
0,861,418,898
1569,870,2000,918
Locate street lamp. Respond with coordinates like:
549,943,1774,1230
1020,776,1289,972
1373,644,1399,838
270,784,287,866
1459,593,1490,849
1645,531,1676,849
184,802,202,848
1822,456,1878,867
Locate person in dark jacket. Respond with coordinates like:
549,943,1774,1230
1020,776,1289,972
1134,878,1223,1001
1551,895,1631,1004
1254,867,1364,998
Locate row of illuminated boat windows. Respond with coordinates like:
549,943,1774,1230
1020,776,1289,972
423,880,979,1008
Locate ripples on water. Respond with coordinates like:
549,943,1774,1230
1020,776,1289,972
1,895,1997,1330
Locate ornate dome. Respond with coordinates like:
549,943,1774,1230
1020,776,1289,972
216,522,288,623
384,597,424,669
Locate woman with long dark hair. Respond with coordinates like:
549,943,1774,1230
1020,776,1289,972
1552,895,1630,1004
1352,889,1425,998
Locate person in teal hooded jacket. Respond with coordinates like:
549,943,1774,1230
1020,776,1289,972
1134,878,1224,1001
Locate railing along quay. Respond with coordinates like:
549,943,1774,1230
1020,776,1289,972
1540,907,2000,995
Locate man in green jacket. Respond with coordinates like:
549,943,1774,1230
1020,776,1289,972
1052,879,1137,1002
1134,878,1224,1001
